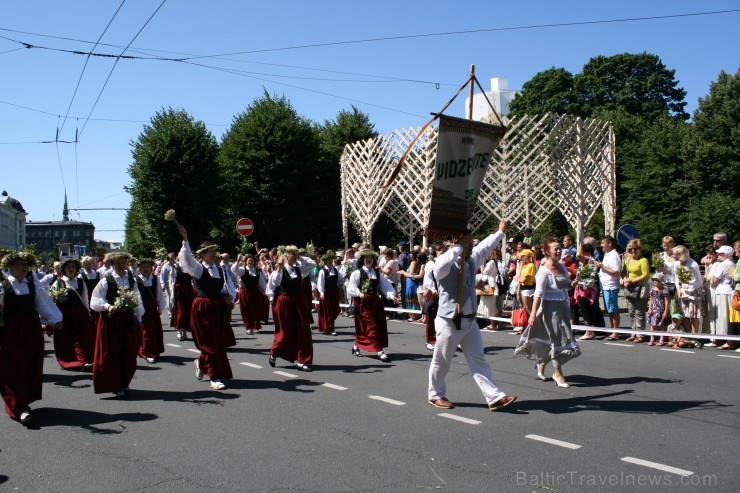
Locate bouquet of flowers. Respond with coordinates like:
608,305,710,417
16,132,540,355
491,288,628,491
163,209,181,227
676,265,693,285
651,252,665,269
114,287,138,312
576,261,597,287
360,277,373,296
48,284,69,304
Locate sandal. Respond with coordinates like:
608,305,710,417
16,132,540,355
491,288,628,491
633,337,644,343
717,344,735,350
605,335,619,341
578,335,595,341
626,336,636,342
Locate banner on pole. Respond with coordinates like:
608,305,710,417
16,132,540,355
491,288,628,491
426,114,505,239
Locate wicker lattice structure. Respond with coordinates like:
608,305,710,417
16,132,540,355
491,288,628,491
340,113,615,246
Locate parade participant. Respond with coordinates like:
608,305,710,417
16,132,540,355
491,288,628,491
265,246,316,371
422,253,438,350
0,251,63,425
159,252,175,317
50,258,95,371
96,257,112,278
219,253,238,346
516,238,581,387
80,256,100,303
136,258,167,364
90,252,145,398
347,248,400,362
170,256,195,342
177,226,234,390
316,251,344,336
427,220,517,412
233,254,267,335
299,251,316,328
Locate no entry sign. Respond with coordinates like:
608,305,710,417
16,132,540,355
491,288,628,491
236,217,254,237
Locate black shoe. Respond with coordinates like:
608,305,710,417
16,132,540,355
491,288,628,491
378,352,391,363
351,346,361,357
268,354,276,367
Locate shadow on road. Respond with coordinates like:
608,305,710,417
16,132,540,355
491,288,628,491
29,407,157,433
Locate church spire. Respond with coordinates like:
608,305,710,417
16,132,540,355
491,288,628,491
63,193,69,221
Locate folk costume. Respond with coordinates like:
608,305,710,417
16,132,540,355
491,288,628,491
136,260,167,363
178,240,234,389
51,261,95,370
90,253,145,397
0,252,63,424
233,259,268,335
266,248,316,371
169,261,195,342
346,249,397,361
316,253,345,336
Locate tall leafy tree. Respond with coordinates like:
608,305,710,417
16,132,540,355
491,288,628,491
509,67,577,116
125,108,220,256
219,91,321,250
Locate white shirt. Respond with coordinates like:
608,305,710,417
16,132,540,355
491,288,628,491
317,266,345,295
137,273,167,313
232,264,267,293
347,265,397,300
177,241,236,300
265,256,316,298
712,258,734,295
61,275,90,310
599,249,622,290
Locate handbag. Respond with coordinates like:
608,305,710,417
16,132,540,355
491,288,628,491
625,283,644,301
511,307,528,327
732,291,740,311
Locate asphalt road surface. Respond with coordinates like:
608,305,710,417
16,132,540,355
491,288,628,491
1,310,738,492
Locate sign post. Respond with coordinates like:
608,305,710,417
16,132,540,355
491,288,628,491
616,224,639,250
236,218,254,237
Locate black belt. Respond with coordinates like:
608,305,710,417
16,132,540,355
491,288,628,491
460,313,476,318
520,284,535,289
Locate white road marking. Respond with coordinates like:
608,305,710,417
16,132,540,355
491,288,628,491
239,362,262,369
187,348,201,354
717,354,740,359
525,434,582,450
603,342,633,347
621,457,693,476
166,343,181,348
659,348,694,354
438,413,480,425
368,395,405,406
321,383,348,391
273,371,298,378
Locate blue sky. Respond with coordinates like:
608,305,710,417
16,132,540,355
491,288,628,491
1,1,738,244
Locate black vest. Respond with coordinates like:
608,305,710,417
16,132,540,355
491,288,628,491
240,268,261,291
4,273,37,319
193,265,224,298
80,270,99,300
358,267,380,296
136,275,159,304
323,266,338,289
105,271,136,305
58,277,84,307
173,264,193,286
277,266,302,296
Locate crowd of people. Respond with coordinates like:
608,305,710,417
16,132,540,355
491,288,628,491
1,226,737,426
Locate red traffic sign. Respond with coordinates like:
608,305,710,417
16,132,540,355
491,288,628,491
236,217,254,237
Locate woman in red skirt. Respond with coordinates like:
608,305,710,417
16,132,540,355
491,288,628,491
234,254,267,335
177,226,234,390
50,258,95,371
266,246,316,371
170,258,195,342
90,252,145,398
136,259,167,363
347,248,399,362
316,251,344,336
0,251,63,425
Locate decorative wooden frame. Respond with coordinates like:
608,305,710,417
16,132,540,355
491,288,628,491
340,113,615,246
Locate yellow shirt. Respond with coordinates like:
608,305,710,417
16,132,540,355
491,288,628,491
519,263,536,286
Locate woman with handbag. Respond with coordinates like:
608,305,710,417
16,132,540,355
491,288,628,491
515,237,581,388
622,239,650,343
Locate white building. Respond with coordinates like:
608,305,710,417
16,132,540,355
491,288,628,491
465,77,518,121
0,190,27,250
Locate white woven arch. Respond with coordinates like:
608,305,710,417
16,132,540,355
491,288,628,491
340,113,615,246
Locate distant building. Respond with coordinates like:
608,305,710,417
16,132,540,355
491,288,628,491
466,77,518,120
0,190,27,250
25,194,95,257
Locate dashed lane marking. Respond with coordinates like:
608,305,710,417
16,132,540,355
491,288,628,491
659,348,695,354
717,354,740,359
368,395,405,406
603,342,633,347
239,362,263,369
187,348,201,354
438,413,480,425
166,343,181,348
525,434,582,450
621,457,693,476
321,383,348,391
273,371,298,378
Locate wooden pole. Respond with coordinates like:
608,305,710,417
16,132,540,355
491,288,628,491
457,65,476,318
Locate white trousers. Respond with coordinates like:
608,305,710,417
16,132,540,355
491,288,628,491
428,315,506,405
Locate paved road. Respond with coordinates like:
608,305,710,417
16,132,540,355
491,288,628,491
1,310,738,492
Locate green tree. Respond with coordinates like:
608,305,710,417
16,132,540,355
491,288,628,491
125,108,221,256
509,67,577,116
219,91,321,250
575,53,689,122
